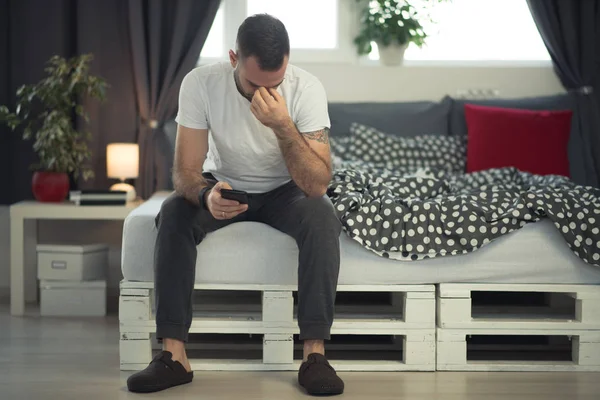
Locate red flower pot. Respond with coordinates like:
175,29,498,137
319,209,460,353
31,171,70,202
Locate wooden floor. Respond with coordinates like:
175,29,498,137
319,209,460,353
2,304,600,400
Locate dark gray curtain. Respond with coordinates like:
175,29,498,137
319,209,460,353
0,0,141,202
126,0,221,199
0,0,10,204
527,0,600,188
76,1,139,191
0,0,219,203
0,0,79,204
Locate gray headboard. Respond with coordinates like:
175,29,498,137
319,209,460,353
160,93,591,189
327,96,453,138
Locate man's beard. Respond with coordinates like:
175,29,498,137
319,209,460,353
234,69,253,102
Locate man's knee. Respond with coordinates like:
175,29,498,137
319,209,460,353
300,196,342,235
155,193,197,229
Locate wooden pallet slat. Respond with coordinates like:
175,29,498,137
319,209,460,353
437,282,600,372
437,283,600,330
119,295,151,321
262,291,293,328
119,280,436,372
404,292,436,326
573,336,600,366
438,283,600,297
403,332,436,367
436,328,600,372
575,297,600,327
120,287,151,297
120,319,432,335
123,357,433,372
263,334,294,364
119,331,435,372
121,280,435,293
120,332,152,369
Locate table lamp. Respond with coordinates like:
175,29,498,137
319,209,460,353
107,143,139,201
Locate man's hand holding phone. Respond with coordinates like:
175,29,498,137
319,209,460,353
206,182,248,220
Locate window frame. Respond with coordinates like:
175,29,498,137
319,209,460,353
198,0,357,65
198,0,553,68
358,59,553,68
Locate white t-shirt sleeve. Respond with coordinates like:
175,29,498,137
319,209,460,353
174,71,209,130
293,80,331,133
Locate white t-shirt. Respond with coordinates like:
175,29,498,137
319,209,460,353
174,62,330,193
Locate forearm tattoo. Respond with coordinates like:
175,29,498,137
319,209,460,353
302,128,330,144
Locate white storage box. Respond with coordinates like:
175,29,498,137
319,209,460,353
40,280,106,316
37,243,108,281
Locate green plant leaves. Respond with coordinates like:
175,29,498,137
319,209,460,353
353,0,450,55
0,53,108,180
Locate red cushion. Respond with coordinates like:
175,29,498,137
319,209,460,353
464,104,572,177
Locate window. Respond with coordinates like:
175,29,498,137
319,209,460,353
200,0,346,62
369,0,551,63
200,0,551,65
201,4,225,59
247,0,338,49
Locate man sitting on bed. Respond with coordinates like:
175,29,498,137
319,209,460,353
126,14,344,396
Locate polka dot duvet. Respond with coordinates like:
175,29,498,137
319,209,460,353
327,123,600,267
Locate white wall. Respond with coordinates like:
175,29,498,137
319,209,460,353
296,64,564,102
0,64,565,299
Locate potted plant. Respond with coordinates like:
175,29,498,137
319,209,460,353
0,54,107,202
353,0,448,66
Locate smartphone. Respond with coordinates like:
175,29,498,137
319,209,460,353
220,188,249,204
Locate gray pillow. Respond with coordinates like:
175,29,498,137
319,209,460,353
328,96,452,138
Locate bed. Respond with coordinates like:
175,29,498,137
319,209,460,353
122,192,600,286
120,190,600,372
119,94,600,372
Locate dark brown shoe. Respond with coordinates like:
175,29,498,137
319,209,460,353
298,353,344,396
127,351,193,393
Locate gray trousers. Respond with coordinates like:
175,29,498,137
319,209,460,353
153,177,342,342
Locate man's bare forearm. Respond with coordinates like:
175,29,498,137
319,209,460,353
274,120,332,197
172,167,209,205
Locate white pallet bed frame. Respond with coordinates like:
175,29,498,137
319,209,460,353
119,281,436,371
436,283,600,372
120,280,600,372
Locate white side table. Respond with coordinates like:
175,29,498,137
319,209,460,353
9,200,143,316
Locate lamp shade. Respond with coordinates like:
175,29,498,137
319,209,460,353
107,143,139,180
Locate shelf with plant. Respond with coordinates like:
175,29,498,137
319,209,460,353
0,54,108,202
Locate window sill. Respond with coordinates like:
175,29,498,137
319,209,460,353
357,59,554,68
197,56,553,69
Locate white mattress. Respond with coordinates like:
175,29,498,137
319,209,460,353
121,192,600,285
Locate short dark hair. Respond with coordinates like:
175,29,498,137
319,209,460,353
236,14,290,71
